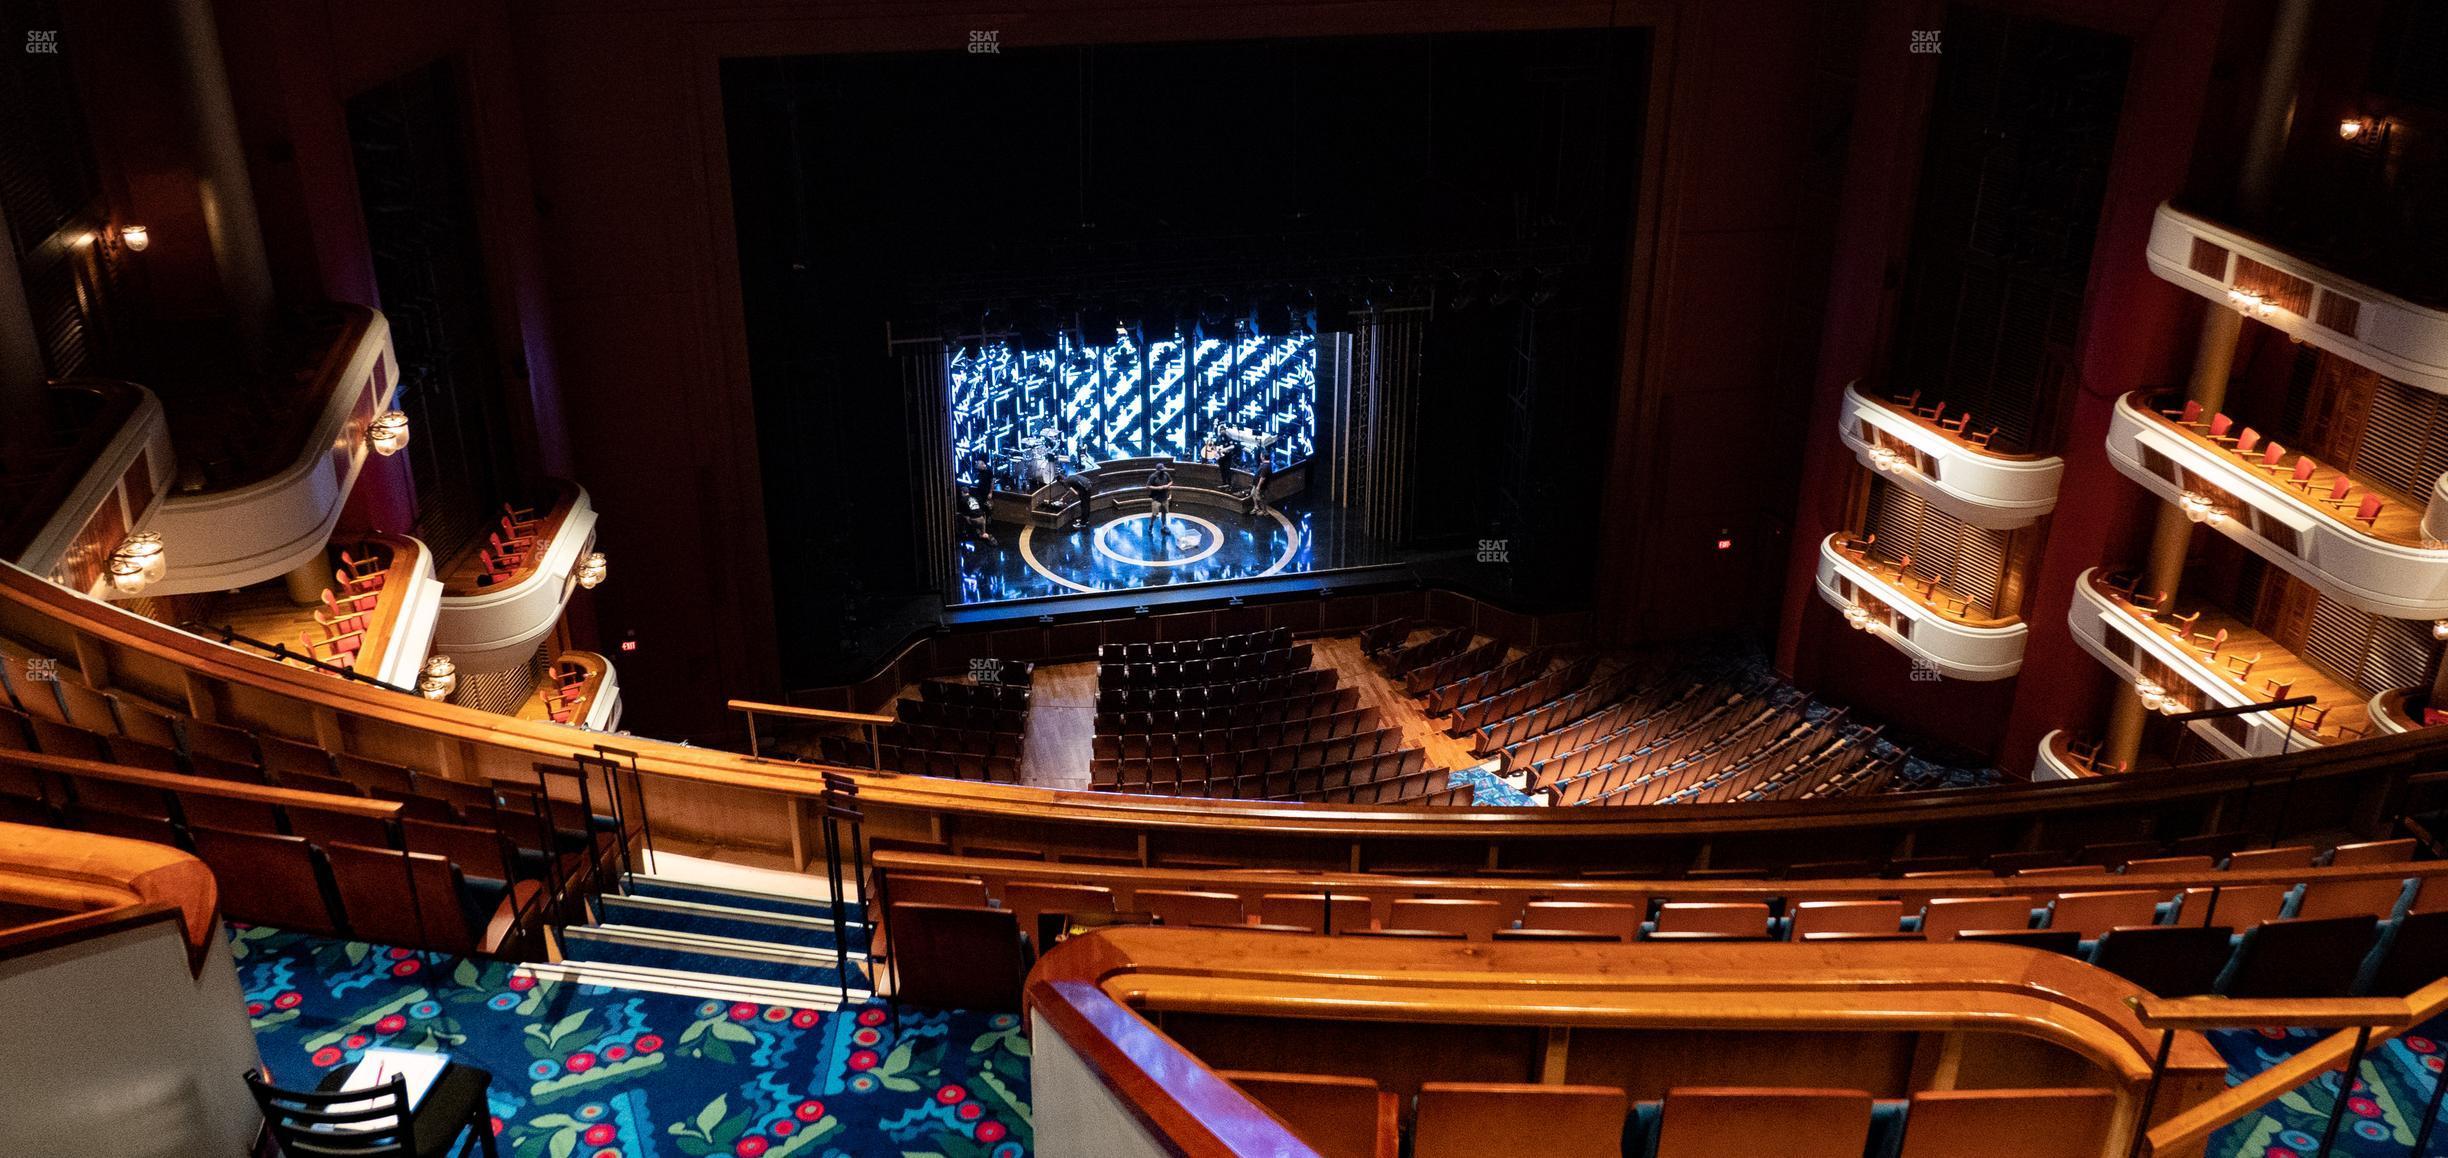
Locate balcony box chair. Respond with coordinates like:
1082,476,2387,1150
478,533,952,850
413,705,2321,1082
2322,476,2354,507
2354,493,2384,526
2233,428,2261,456
2286,457,2317,489
247,1064,497,1158
2255,441,2285,470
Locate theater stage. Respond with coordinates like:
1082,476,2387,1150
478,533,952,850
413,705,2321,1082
951,495,1400,607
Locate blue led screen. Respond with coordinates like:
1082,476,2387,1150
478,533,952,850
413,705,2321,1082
950,330,1317,481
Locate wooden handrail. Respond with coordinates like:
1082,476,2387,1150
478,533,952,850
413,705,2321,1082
0,821,220,972
727,699,895,726
0,750,403,818
2143,978,2448,1154
1028,978,1321,1158
2131,995,2416,1031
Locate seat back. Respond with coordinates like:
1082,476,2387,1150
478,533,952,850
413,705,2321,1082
174,790,282,835
1897,1089,2116,1158
886,873,991,908
2174,885,2288,928
2121,855,2216,875
1002,882,1116,942
2087,925,2235,997
1918,896,2035,941
887,903,1025,1010
2224,845,2317,871
2219,915,2381,998
1654,1088,1871,1158
2327,839,2416,866
324,840,471,953
287,805,396,850
2291,877,2411,922
1521,900,1646,939
247,1068,416,1158
1219,1071,1396,1158
1136,889,1246,928
190,826,343,935
1258,893,1373,933
1387,898,1511,939
1415,1082,1628,1158
403,819,516,882
255,733,334,778
1652,902,1772,939
2045,890,2165,940
1789,900,1903,939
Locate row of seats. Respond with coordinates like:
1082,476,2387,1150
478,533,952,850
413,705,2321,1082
1097,628,1291,664
1091,685,1362,738
534,658,594,724
1095,745,1433,795
1448,655,1599,736
1228,1074,2116,1158
468,500,546,588
1356,618,1415,657
1120,759,1467,805
893,697,1024,734
1090,705,1381,762
916,677,1028,711
824,724,1022,762
1094,668,1337,713
1095,645,1313,689
301,541,399,670
1374,625,1470,680
874,746,1022,783
1506,676,1729,772
1090,727,1411,782
1419,644,1555,715
1402,638,1501,695
1578,714,1885,808
1471,665,1652,755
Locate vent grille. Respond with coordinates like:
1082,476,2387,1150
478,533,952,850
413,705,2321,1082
2352,377,2448,500
1866,479,2010,614
2314,291,2363,338
2188,237,2230,279
2300,594,2435,695
2234,257,2313,316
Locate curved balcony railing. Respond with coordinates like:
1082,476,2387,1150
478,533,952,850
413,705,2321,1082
6,382,174,595
2105,391,2448,619
2068,568,2370,758
1838,382,2063,529
433,482,598,672
1814,534,2026,681
2032,729,2120,780
142,306,399,596
2368,687,2436,736
2147,201,2448,395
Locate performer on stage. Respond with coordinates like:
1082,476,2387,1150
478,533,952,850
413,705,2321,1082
1060,470,1096,530
1144,461,1175,539
958,480,995,545
1202,422,1242,488
1245,451,1275,515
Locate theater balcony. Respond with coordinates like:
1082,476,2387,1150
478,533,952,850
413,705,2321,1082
2105,391,2448,619
140,306,400,597
2069,567,2370,758
1814,534,2026,680
432,482,599,672
3,381,174,596
2147,201,2448,394
196,533,444,690
2031,730,2126,781
2367,687,2442,736
1837,382,2063,529
516,651,622,732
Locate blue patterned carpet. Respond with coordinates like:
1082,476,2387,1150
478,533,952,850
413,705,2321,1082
230,925,1030,1158
2209,1018,2447,1157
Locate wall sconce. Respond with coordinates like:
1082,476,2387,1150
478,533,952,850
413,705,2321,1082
119,224,150,252
2432,619,2448,642
2339,117,2367,141
2223,287,2277,318
2135,679,2166,711
105,532,166,595
417,654,458,701
2178,490,2224,526
576,552,608,590
367,410,411,456
1867,445,1901,473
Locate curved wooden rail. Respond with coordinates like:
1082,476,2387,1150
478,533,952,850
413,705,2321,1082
0,820,219,972
2140,979,2448,1155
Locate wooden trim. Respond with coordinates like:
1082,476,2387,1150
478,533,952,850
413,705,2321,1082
0,750,403,818
1854,387,2052,462
343,532,425,680
1028,978,1323,1158
0,821,220,972
0,900,186,967
728,699,895,727
2144,978,2448,1154
2131,995,2415,1031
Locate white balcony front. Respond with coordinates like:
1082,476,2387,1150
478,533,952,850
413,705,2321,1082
1815,535,2027,681
2148,201,2448,395
2105,391,2448,619
2033,730,2090,781
432,483,598,672
2066,568,2347,759
2369,688,2433,736
1838,382,2064,529
11,382,175,596
143,307,399,596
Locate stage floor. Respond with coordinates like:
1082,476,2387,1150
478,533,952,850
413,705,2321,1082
952,496,1395,605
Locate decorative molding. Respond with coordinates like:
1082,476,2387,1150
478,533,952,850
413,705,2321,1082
1815,535,2027,681
1838,382,2063,529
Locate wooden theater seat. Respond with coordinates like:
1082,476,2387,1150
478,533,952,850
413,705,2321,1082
2086,925,2234,998
1896,1089,2115,1158
2172,884,2288,928
1000,881,1116,941
1789,899,1902,939
1258,893,1373,933
1386,898,1511,939
1651,901,1773,940
885,873,992,908
886,903,1025,1010
188,826,344,936
2042,890,2165,940
1520,900,1646,940
1218,1071,1398,1158
1414,1082,1628,1158
324,840,531,955
1653,1088,1871,1158
2222,845,2318,871
2326,838,2416,866
1917,896,2035,941
1137,889,1246,928
2289,876,2412,921
2217,915,2381,998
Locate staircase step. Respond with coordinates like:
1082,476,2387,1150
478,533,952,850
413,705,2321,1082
518,959,862,1009
622,876,863,924
598,895,867,954
560,926,868,992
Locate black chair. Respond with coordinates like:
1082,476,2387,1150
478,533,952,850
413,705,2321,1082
2358,910,2448,997
2218,915,2381,998
247,1063,497,1156
2088,925,2235,997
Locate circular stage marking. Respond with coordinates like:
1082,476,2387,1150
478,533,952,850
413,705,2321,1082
1094,513,1223,568
1017,504,1304,595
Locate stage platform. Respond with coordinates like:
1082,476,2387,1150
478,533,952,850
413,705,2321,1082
951,495,1404,609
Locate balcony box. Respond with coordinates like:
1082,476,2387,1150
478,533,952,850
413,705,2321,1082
1815,534,2026,681
1839,382,2063,529
2067,568,2326,760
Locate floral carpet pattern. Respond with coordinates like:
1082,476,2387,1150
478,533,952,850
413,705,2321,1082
231,925,1031,1158
2209,1019,2447,1157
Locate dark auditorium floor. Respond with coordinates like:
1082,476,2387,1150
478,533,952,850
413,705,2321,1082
230,924,1032,1158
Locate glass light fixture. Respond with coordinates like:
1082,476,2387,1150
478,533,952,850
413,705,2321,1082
2135,679,2166,711
368,410,411,456
577,552,608,590
2339,117,2365,141
1867,445,1900,473
417,655,457,701
2178,491,2221,524
120,224,149,252
106,532,166,594
2432,620,2448,642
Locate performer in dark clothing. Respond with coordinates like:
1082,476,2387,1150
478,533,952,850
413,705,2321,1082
1245,452,1275,515
1144,462,1175,539
1061,471,1096,530
958,483,995,545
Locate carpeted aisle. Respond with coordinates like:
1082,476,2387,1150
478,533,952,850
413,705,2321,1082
2208,1020,2447,1157
230,925,1030,1158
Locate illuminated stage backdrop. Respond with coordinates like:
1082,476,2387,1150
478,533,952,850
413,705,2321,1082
950,329,1317,477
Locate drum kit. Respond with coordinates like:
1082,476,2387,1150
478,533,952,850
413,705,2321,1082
1014,427,1093,489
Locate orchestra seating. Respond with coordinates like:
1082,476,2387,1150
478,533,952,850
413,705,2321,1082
876,843,2446,997
1090,627,1459,804
820,675,1033,782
